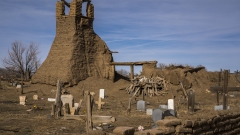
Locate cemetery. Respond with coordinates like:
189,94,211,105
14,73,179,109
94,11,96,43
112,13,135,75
1,0,240,134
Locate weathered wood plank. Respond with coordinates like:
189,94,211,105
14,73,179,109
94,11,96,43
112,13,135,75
110,61,157,66
209,87,240,92
64,115,115,123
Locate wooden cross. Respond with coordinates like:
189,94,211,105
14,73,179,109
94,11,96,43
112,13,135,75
210,70,240,110
95,97,105,109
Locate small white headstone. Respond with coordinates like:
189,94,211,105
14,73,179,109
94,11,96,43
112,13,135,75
168,99,174,110
74,103,79,108
12,83,17,86
61,94,74,108
16,85,22,89
137,100,146,111
100,89,105,99
214,105,230,110
146,108,153,115
19,96,26,105
33,95,38,100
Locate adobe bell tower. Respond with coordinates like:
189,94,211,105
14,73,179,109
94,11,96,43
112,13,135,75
32,0,115,86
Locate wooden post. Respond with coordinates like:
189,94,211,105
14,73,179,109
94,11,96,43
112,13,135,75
223,70,229,110
51,104,56,117
81,83,85,96
188,89,195,112
0,77,2,89
127,98,131,114
64,103,70,115
21,73,23,95
142,89,144,101
180,81,188,99
217,69,222,105
170,86,174,99
130,65,134,81
85,91,92,133
55,80,62,118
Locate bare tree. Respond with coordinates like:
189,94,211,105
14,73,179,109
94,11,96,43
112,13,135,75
116,69,130,77
2,41,40,80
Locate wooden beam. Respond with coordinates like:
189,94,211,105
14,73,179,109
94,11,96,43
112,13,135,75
61,0,70,8
110,61,157,66
64,115,116,123
184,66,205,74
209,87,240,92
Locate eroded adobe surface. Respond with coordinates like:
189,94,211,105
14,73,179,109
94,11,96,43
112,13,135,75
32,0,115,86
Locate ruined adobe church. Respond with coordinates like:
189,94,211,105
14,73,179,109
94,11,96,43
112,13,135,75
32,0,115,86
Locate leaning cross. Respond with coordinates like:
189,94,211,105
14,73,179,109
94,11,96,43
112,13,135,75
95,97,105,109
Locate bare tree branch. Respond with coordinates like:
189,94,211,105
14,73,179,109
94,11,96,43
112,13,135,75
2,41,41,80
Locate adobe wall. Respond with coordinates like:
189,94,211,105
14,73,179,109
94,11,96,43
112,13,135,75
32,0,115,86
141,62,157,77
134,111,240,134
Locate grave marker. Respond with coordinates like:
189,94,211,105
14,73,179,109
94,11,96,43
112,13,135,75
146,108,153,115
61,94,74,108
214,105,230,110
19,96,26,105
152,108,163,124
168,99,174,110
74,103,79,108
100,89,105,99
163,109,175,118
210,70,240,110
95,97,105,109
137,100,146,111
33,95,38,100
16,85,22,89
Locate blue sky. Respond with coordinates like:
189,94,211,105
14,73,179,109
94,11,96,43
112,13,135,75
0,0,240,74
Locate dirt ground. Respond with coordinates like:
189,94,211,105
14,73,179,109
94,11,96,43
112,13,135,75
0,69,240,134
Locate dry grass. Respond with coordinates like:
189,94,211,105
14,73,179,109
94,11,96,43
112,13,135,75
157,63,205,70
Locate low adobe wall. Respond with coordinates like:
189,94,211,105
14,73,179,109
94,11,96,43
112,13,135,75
113,111,240,135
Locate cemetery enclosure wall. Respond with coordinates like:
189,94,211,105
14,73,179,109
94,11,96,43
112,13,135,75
157,112,240,134
133,112,240,134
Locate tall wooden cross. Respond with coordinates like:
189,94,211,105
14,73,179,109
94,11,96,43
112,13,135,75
210,70,240,110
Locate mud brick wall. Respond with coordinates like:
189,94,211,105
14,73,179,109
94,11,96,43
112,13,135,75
32,0,114,86
142,62,157,77
155,112,240,135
